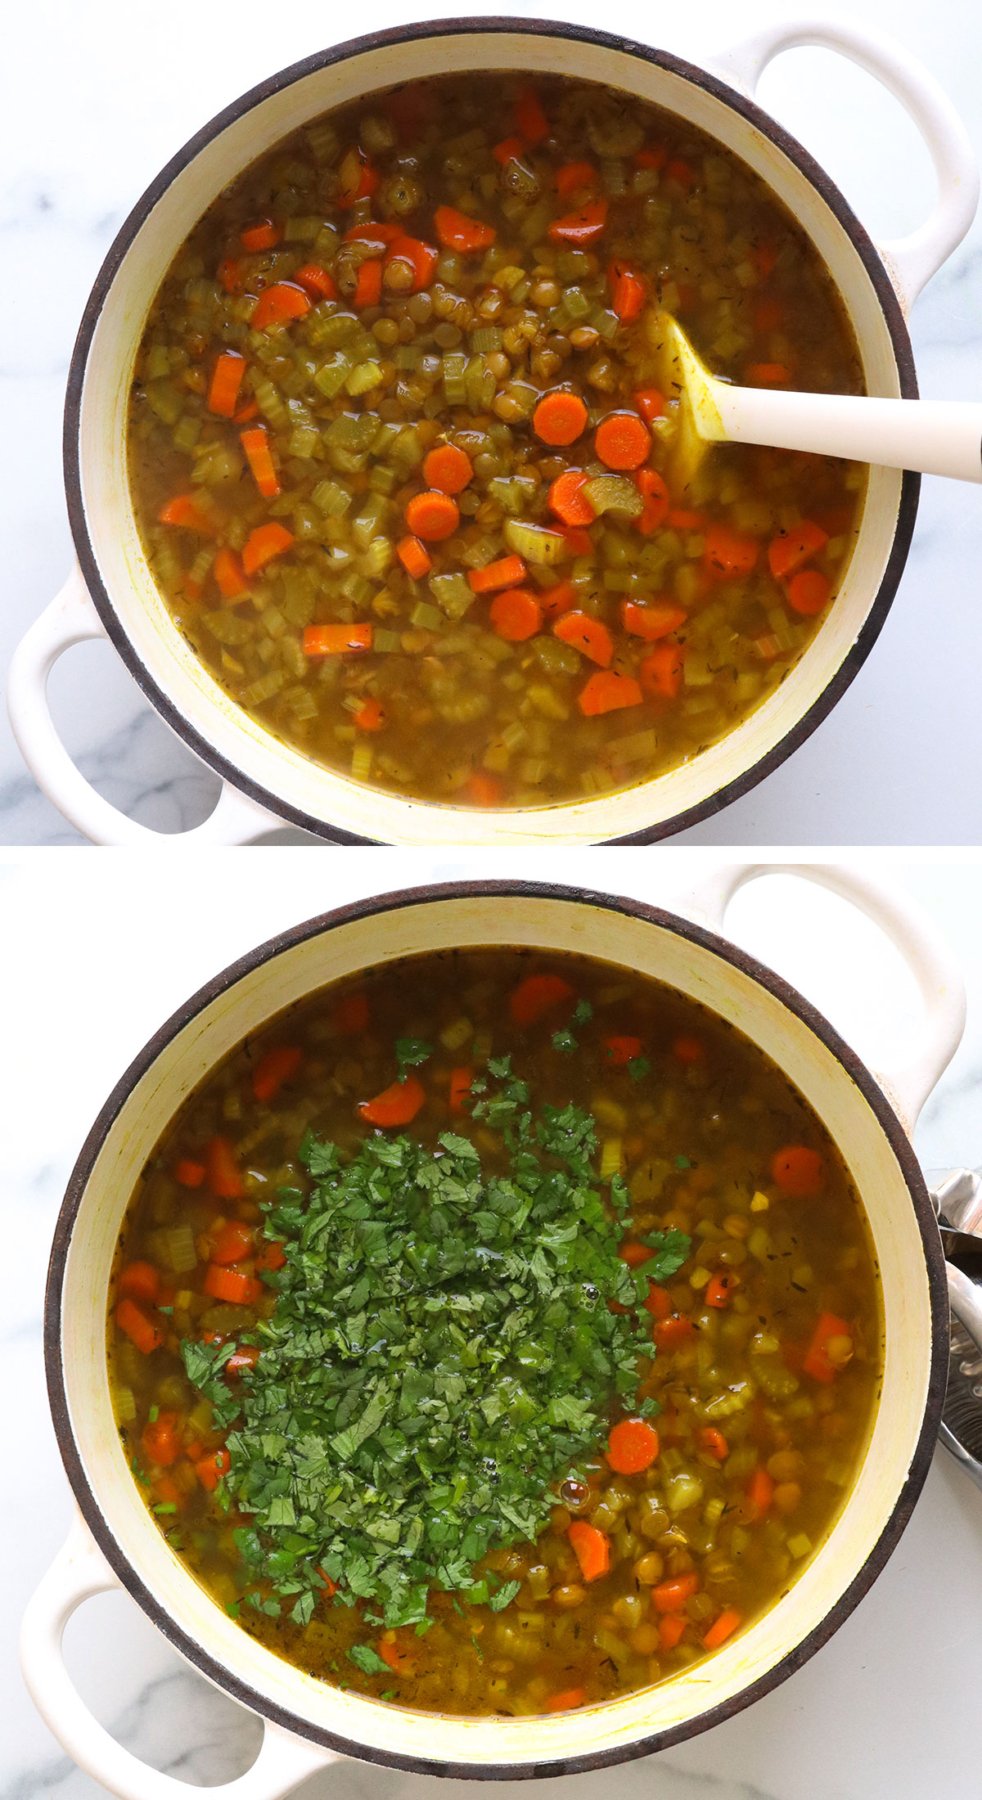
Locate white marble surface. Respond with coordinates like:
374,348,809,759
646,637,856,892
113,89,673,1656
2,0,982,844
4,848,982,1798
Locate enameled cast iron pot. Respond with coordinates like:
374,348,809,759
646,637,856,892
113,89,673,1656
6,18,978,846
21,866,966,1798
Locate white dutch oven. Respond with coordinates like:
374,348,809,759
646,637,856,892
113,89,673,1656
6,18,978,846
21,865,964,1797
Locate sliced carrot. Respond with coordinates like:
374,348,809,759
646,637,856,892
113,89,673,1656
803,1310,853,1383
568,1520,611,1582
622,598,686,641
207,352,246,419
698,1427,729,1461
767,520,829,581
242,522,294,575
194,1449,231,1492
546,1687,587,1712
255,1240,287,1272
386,235,440,293
239,426,280,500
560,524,594,557
338,147,379,207
467,554,527,594
548,469,595,527
554,611,613,667
578,671,642,716
465,771,504,807
620,1242,654,1268
335,991,369,1034
210,1221,254,1266
241,218,280,252
217,257,244,293
423,443,474,494
203,1264,261,1306
118,1262,160,1304
353,259,383,308
666,507,705,530
115,1298,163,1355
158,494,214,535
770,1144,825,1196
652,1572,699,1613
703,1609,741,1650
635,468,670,534
595,411,651,471
634,145,668,172
653,1314,696,1351
205,1135,244,1201
548,199,608,246
533,390,588,447
359,1074,426,1128
746,362,791,384
397,534,433,579
672,1034,704,1063
608,1417,660,1474
555,161,600,200
704,523,759,579
515,84,549,144
509,973,574,1027
704,1271,739,1309
250,282,312,330
490,587,542,641
302,622,374,656
658,1613,687,1651
252,1044,303,1103
226,1345,262,1378
174,1158,206,1189
787,569,832,615
142,1411,180,1466
404,491,459,542
449,1066,473,1114
666,158,696,190
233,400,259,425
293,263,337,300
634,387,666,424
747,1466,774,1520
608,259,645,324
493,135,526,165
378,1636,415,1676
539,580,577,621
344,221,401,247
213,548,248,602
354,696,385,732
644,1283,672,1321
433,204,495,253
603,1035,642,1066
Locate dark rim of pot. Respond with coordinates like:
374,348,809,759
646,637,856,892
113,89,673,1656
63,16,919,847
45,879,947,1778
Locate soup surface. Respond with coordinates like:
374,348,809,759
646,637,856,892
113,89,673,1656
129,71,865,811
108,947,881,1715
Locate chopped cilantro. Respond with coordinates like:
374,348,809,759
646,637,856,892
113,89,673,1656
573,999,593,1025
395,1038,433,1077
627,1056,651,1083
551,1029,577,1054
639,1228,691,1283
675,1154,692,1170
348,1645,391,1676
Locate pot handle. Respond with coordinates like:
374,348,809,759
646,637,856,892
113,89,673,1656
677,862,966,1130
6,565,280,845
707,17,978,310
20,1512,335,1800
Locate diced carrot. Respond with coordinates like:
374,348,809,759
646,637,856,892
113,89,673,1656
202,1265,262,1306
644,1284,672,1321
539,580,577,621
250,282,311,330
770,1144,825,1196
226,1345,261,1376
603,1035,642,1066
640,643,685,702
240,219,280,252
302,623,373,656
608,259,645,324
746,362,791,385
548,200,608,246
704,524,759,579
560,524,594,557
205,1135,244,1201
515,84,549,145
635,468,670,534
703,1609,741,1650
533,391,589,447
621,598,686,641
554,611,613,667
354,696,385,732
493,135,526,165
568,1520,611,1582
767,520,829,581
142,1411,181,1467
698,1427,729,1461
509,973,574,1027
213,548,248,602
652,1572,699,1613
239,426,280,499
658,1613,687,1650
118,1261,160,1304
634,387,666,423
666,507,705,530
386,235,439,293
404,491,459,542
335,991,369,1034
358,1075,426,1128
293,263,338,300
653,1314,696,1351
787,569,832,615
242,522,294,575
490,587,542,641
449,1066,473,1114
608,1417,660,1474
665,158,696,190
338,147,379,207
467,554,528,594
378,1635,415,1676
353,258,383,308
548,469,596,526
255,1240,287,1272
217,257,244,293
620,1242,654,1268
672,1034,704,1063
753,241,778,278
803,1311,853,1383
633,145,668,172
209,1221,254,1266
555,161,600,200
252,1044,303,1102
115,1298,163,1355
344,222,402,247
233,400,259,424
704,1271,739,1309
423,444,474,494
397,534,433,579
207,352,246,419
546,1687,587,1712
434,205,495,253
174,1158,206,1189
194,1448,231,1492
578,671,642,716
747,1466,774,1520
158,494,215,535
595,411,651,471
465,772,504,807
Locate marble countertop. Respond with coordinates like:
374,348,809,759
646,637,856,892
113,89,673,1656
2,0,982,844
5,848,982,1799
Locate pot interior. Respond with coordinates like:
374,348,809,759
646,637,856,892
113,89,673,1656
54,890,938,1771
74,25,912,845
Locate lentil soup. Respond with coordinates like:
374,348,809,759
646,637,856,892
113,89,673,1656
128,71,865,810
108,947,881,1716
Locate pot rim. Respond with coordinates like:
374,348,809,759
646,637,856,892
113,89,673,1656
45,878,948,1777
63,14,919,847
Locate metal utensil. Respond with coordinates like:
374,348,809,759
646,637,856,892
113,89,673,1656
929,1168,982,1489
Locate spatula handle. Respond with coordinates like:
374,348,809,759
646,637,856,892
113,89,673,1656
714,386,982,482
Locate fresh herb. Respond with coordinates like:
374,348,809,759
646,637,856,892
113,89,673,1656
551,1029,577,1054
675,1154,693,1170
638,1228,691,1283
348,1645,392,1676
394,1038,433,1077
573,1000,593,1026
627,1056,651,1083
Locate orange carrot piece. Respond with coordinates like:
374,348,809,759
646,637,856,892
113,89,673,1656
158,494,215,535
338,147,379,207
770,1144,825,1196
194,1449,231,1492
115,1298,163,1355
635,468,670,534
449,1066,473,1114
621,599,686,641
603,1034,643,1066
241,218,280,252
658,1613,687,1651
378,1636,415,1676
767,520,829,581
555,161,600,200
225,1345,261,1377
490,587,542,641
255,1240,287,1272
207,351,246,419
533,390,589,447
467,554,527,594
666,158,696,190
344,221,402,248
619,1242,654,1268
423,443,474,494
118,1262,160,1304
404,491,460,542
353,258,383,308
465,771,504,807
302,623,373,657
787,569,832,616
493,135,526,165
672,1034,704,1063
608,259,645,324
568,1520,611,1582
698,1426,729,1461
546,1687,587,1712
554,611,613,667
539,580,577,621
548,469,595,526
634,145,668,172
213,548,248,602
354,696,385,732
666,507,705,530
578,671,642,716
746,361,791,385
358,1074,426,1128
205,1135,244,1201
653,1314,695,1350
515,84,549,144
209,1221,254,1266
753,241,778,278
217,257,244,293
753,295,785,333
233,400,259,424
703,1609,741,1650
386,235,439,293
509,973,574,1027
652,1572,699,1613
548,199,608,246
433,204,495,253
239,426,280,500
252,1044,303,1103
242,522,294,575
704,523,759,579
203,1264,262,1306
803,1310,852,1383
142,1411,180,1467
746,1466,774,1520
634,387,666,424
608,1417,660,1474
293,263,338,300
397,534,433,579
250,282,312,330
595,411,651,471
644,1283,672,1320
335,991,369,1034
174,1158,206,1189
704,1270,739,1309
